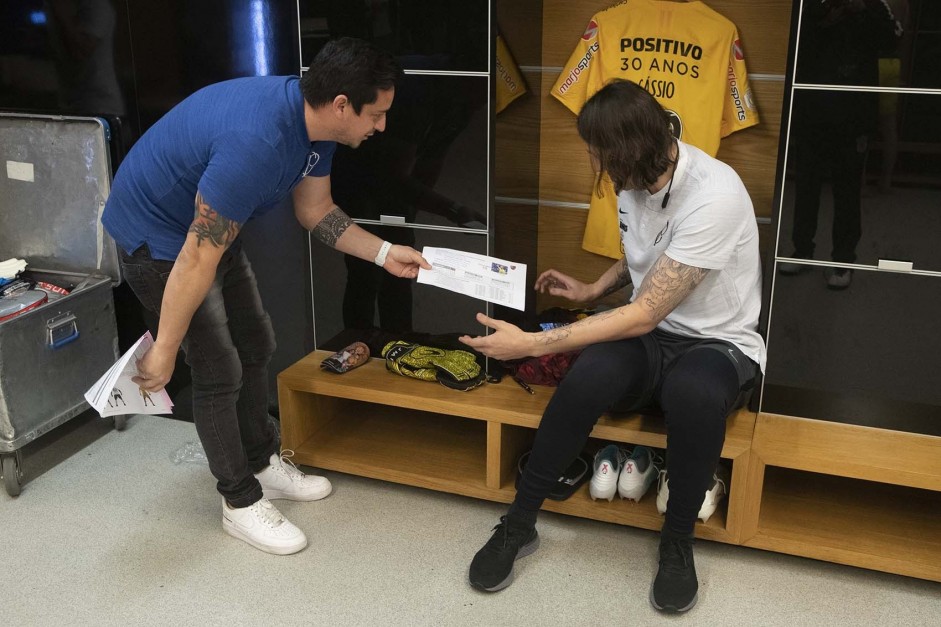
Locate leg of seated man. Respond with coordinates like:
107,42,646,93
469,338,654,592
651,347,744,612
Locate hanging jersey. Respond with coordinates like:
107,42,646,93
496,35,528,114
551,0,760,258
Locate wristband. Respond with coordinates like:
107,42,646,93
374,240,392,267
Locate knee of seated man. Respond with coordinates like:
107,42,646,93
660,378,731,419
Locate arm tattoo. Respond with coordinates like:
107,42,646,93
312,207,353,247
190,192,241,248
599,258,632,299
534,307,625,348
534,325,572,348
635,254,709,321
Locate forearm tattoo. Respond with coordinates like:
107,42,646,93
599,258,632,299
190,192,241,248
636,254,709,321
535,325,572,348
313,207,353,247
534,307,623,348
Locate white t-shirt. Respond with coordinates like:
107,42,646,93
619,141,766,371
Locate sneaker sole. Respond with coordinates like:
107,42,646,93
261,484,332,502
469,533,540,593
649,584,698,613
222,519,308,555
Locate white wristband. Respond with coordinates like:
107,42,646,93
374,240,392,267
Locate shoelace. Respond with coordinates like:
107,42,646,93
492,517,510,548
659,538,694,576
252,499,285,528
491,516,531,549
275,449,306,481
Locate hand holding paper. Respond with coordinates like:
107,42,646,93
84,332,174,417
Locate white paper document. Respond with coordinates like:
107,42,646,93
417,247,527,311
84,332,174,417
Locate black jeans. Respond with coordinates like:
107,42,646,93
513,330,757,535
119,243,280,507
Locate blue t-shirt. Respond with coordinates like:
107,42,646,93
103,76,335,260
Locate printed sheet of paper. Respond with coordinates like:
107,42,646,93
417,247,527,311
84,331,174,417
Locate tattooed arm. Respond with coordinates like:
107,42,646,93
293,175,429,278
460,253,708,361
596,257,633,299
134,192,243,392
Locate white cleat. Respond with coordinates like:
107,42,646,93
589,444,629,502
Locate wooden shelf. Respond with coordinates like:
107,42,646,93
280,352,941,579
279,350,750,545
746,468,941,581
740,413,941,582
288,402,491,500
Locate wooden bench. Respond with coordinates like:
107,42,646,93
279,350,757,544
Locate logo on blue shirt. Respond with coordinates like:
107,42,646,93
303,150,320,177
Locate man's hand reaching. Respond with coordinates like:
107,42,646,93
534,269,598,303
459,313,538,361
383,245,431,279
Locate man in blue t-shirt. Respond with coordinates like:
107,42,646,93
102,38,429,556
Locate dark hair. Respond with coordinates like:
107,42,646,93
300,37,403,114
576,79,674,194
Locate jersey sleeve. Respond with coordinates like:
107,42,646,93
306,141,336,178
197,133,281,224
496,35,528,114
720,29,760,138
666,195,747,270
551,16,604,115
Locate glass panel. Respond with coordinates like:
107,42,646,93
0,0,135,120
127,0,300,132
299,0,489,72
311,229,488,351
330,74,490,229
777,90,941,272
762,266,941,436
794,0,940,89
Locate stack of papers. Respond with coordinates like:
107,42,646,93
84,332,174,417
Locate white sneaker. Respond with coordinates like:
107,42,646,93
590,444,629,501
655,465,730,523
222,497,307,555
617,446,661,501
255,450,332,501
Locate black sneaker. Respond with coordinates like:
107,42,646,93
650,535,699,612
468,515,540,592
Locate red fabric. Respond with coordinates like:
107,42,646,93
513,350,582,387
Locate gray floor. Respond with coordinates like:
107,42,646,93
2,413,938,627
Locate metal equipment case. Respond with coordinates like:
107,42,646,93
0,114,123,496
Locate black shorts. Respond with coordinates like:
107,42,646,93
613,327,759,413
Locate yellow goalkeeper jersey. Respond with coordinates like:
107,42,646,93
552,0,760,258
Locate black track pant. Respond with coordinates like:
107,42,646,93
513,335,752,535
